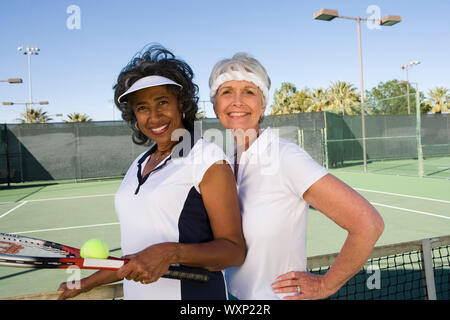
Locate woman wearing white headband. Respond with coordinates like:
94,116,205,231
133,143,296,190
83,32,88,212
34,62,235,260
57,45,245,300
209,53,384,300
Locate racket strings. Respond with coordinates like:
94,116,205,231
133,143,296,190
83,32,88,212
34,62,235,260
0,234,73,258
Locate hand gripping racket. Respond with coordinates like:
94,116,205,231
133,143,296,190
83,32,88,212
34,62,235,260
0,233,209,282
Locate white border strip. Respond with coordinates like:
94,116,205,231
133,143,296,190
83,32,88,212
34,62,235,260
83,258,124,269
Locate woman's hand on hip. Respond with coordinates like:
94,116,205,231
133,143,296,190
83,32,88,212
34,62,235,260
272,271,335,300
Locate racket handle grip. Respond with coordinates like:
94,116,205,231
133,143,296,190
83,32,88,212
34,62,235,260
119,259,210,282
163,266,210,282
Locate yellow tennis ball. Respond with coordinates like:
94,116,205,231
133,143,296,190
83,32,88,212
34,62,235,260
80,239,109,259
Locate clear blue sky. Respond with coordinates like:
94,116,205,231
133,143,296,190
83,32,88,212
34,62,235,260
1,0,449,123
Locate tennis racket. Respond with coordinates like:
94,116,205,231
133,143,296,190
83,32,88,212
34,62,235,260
0,233,210,282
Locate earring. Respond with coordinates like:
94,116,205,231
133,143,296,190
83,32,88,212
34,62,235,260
182,112,186,119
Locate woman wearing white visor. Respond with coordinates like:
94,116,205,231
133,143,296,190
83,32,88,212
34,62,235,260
58,45,245,300
209,53,384,300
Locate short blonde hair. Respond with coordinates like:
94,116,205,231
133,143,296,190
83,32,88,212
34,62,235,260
209,53,271,105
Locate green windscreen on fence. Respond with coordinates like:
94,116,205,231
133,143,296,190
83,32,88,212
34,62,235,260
1,111,448,184
325,112,449,178
0,114,326,184
422,114,450,157
326,113,418,163
0,121,149,183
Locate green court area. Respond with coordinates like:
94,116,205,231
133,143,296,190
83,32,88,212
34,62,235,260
308,170,449,257
0,171,448,299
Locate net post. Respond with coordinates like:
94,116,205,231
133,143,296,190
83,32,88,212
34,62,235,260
421,239,437,300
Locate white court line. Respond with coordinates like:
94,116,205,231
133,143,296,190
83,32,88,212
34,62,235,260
21,193,115,203
372,202,450,220
356,188,450,204
0,201,28,219
0,194,115,220
0,193,115,205
11,222,120,235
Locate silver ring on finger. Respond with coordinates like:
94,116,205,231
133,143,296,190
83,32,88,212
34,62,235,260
296,285,301,293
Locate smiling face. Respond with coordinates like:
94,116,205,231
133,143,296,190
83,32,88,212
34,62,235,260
214,80,266,132
130,85,184,148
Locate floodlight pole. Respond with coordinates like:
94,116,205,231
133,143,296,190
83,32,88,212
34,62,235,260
406,67,410,114
27,52,32,109
335,15,368,172
356,17,368,173
314,9,401,173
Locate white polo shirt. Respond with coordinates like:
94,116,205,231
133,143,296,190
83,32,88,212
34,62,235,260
225,127,328,300
115,132,230,300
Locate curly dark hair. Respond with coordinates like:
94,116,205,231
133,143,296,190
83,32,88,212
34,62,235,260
113,44,199,145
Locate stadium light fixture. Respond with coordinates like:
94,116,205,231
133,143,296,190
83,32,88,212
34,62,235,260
1,101,50,106
313,8,402,173
313,9,339,21
380,15,402,26
0,78,23,83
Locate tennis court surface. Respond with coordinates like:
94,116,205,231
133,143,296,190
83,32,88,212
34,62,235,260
0,171,448,299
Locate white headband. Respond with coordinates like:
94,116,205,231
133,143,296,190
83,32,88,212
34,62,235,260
209,70,269,105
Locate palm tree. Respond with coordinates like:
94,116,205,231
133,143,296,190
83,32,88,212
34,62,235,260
425,87,449,113
305,87,330,112
270,82,298,115
65,112,92,122
327,81,360,115
16,107,52,123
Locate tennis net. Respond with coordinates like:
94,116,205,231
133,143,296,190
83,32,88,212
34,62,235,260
308,235,450,300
